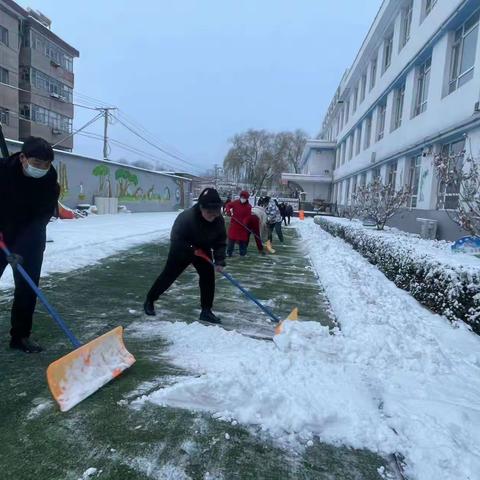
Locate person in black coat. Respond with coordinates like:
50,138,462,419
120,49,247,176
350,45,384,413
144,188,227,324
0,137,59,353
285,204,294,225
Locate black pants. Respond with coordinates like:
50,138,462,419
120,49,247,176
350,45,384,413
267,222,284,243
147,250,215,309
286,215,291,225
0,244,44,339
227,239,247,256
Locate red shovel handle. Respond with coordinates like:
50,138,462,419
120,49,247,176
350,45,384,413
194,248,213,265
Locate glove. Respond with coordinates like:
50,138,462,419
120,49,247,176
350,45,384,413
6,253,23,269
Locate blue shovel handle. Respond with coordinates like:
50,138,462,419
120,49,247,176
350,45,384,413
0,234,82,348
194,249,280,323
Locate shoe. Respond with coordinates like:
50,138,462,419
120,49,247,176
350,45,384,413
199,309,222,324
143,299,156,316
10,337,43,353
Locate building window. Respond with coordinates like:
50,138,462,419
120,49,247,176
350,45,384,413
364,116,372,150
338,182,343,204
360,73,367,103
0,66,9,85
414,56,431,116
400,2,413,50
370,56,377,90
448,11,479,94
437,139,465,210
360,172,367,187
392,83,405,131
372,167,381,180
356,124,362,155
0,107,9,126
353,86,359,113
345,100,350,123
20,103,72,133
376,103,386,141
30,30,74,72
0,25,8,47
383,34,393,72
348,135,354,160
345,178,351,204
387,160,397,190
408,155,422,207
351,175,358,197
425,0,437,18
23,67,73,102
341,141,346,164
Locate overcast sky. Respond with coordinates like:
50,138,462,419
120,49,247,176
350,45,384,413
17,0,381,173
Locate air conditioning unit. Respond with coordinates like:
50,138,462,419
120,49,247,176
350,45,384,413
50,92,61,99
474,101,480,113
51,128,62,135
370,152,376,164
50,60,60,68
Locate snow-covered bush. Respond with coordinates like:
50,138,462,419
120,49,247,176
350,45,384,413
315,216,480,333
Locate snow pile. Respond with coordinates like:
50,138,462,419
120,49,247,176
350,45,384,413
133,320,398,453
315,216,480,332
0,212,177,290
133,218,480,480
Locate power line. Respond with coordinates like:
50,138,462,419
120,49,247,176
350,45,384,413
0,81,100,111
77,131,189,172
111,113,200,172
116,109,192,161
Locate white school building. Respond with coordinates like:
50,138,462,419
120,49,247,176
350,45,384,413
283,0,480,240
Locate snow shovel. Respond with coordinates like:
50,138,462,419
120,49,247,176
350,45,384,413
194,249,295,325
230,216,275,254
0,234,136,412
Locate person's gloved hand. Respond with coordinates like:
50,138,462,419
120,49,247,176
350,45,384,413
214,265,224,273
6,253,23,269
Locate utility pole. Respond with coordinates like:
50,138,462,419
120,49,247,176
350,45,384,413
96,107,117,161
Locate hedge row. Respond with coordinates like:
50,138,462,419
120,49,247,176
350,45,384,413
314,217,480,334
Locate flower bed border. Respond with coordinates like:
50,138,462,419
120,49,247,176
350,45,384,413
314,216,480,334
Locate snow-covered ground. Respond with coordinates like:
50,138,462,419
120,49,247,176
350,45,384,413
0,212,177,290
134,218,480,480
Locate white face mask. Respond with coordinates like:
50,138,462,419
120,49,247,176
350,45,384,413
240,198,247,204
24,163,50,178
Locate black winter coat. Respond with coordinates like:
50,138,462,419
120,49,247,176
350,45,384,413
0,153,60,248
170,204,227,266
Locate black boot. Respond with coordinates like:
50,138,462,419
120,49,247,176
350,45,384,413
199,309,221,324
143,299,156,316
10,337,43,353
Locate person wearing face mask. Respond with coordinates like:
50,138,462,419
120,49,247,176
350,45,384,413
143,187,226,324
224,190,252,257
0,137,59,353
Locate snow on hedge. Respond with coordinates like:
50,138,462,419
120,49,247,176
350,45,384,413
314,216,480,333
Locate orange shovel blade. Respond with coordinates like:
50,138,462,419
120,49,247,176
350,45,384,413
46,326,135,412
274,308,298,335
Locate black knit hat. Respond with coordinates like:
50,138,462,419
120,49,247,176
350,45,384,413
198,187,222,210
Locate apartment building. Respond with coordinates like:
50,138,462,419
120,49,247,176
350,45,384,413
294,0,480,240
0,0,79,150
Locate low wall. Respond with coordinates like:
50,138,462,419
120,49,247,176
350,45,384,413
6,139,192,212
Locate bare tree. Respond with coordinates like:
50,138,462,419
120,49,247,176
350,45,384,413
353,178,410,230
433,144,480,237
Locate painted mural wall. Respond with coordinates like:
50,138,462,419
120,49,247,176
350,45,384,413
6,139,191,212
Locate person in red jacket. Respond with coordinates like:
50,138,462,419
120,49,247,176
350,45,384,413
225,190,252,256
